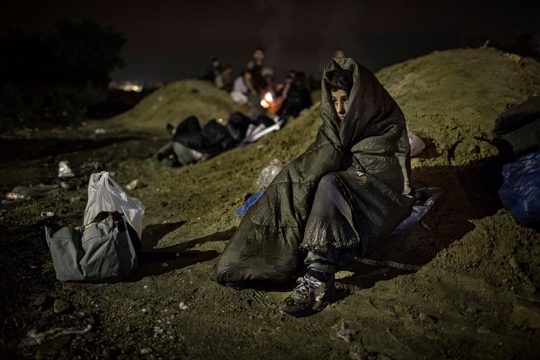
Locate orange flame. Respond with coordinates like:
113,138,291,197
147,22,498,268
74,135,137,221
260,92,274,108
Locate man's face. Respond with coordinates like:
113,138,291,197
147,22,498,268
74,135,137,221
253,49,265,63
331,89,349,121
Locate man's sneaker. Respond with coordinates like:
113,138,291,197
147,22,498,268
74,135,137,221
281,274,335,317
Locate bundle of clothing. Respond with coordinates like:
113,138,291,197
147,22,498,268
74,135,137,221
492,96,540,228
157,112,280,166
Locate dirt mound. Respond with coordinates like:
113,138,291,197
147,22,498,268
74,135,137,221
97,79,246,131
378,47,540,167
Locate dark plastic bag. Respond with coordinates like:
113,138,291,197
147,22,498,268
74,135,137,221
498,151,540,228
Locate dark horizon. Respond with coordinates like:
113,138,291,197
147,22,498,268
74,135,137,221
2,0,539,84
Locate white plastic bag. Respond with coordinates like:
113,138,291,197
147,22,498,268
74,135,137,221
84,171,145,240
256,159,283,188
408,130,426,157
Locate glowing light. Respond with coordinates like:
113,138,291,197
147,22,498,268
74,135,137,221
260,92,274,108
110,80,144,92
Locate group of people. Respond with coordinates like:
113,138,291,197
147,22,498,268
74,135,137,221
202,48,313,121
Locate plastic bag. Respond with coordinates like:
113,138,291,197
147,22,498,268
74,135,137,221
393,187,442,234
83,171,145,240
408,130,426,157
234,190,266,216
256,159,283,188
498,151,540,227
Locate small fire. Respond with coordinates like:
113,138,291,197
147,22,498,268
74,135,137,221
260,92,274,108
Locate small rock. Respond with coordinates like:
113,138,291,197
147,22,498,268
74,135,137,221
140,347,152,354
126,179,139,191
477,327,490,334
161,262,169,268
53,299,71,314
33,294,50,307
179,302,188,310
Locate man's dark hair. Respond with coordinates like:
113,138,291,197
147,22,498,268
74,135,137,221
327,67,353,95
254,47,265,53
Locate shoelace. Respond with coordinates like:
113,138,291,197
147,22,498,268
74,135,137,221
293,276,321,297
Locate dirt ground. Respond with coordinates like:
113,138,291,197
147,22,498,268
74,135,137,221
1,48,539,359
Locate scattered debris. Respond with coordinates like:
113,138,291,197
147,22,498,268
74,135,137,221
4,192,28,201
179,302,188,310
94,128,107,135
58,161,75,178
126,179,140,191
256,158,283,188
501,52,522,63
40,211,55,217
4,184,60,203
24,314,93,346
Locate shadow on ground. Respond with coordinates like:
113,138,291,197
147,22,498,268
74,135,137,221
338,159,502,289
128,226,237,280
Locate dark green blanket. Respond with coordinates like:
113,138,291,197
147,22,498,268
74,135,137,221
216,58,414,286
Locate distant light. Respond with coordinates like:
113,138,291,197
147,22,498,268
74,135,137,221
109,80,144,92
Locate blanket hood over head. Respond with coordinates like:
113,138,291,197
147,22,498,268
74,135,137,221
216,58,413,287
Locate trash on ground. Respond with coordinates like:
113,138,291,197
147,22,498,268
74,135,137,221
499,151,540,228
4,184,60,202
23,314,94,346
235,190,266,216
393,187,442,234
408,130,426,157
94,128,106,135
5,192,29,201
256,158,283,188
40,211,55,217
126,179,140,191
58,161,75,178
45,171,144,282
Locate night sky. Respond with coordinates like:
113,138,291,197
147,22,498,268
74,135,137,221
2,0,539,84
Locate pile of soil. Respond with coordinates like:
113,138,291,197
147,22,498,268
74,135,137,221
1,47,539,359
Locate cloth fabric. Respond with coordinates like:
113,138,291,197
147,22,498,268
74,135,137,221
215,58,414,286
492,96,540,159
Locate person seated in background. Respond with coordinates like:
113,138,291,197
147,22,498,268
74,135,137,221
245,47,272,119
334,48,346,58
278,71,312,118
216,63,234,92
201,57,223,85
230,70,250,105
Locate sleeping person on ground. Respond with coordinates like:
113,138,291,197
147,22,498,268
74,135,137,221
215,58,415,317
